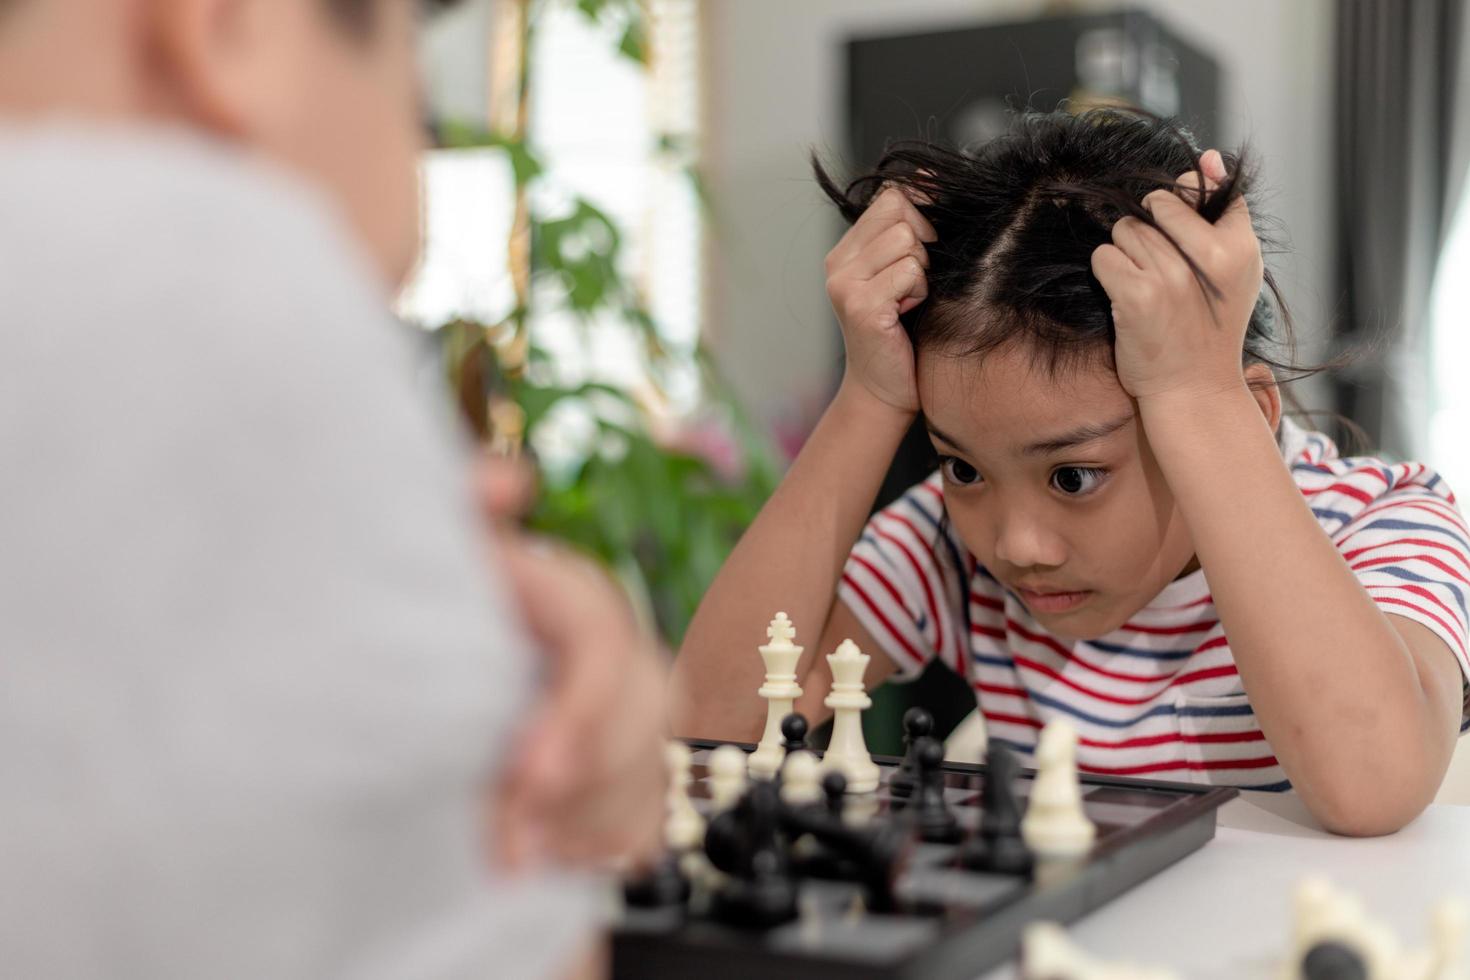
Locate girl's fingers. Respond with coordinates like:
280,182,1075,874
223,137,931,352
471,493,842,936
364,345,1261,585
1090,242,1144,295
1144,190,1217,261
848,221,929,280
828,187,936,269
846,256,925,331
1201,148,1227,182
1108,217,1160,271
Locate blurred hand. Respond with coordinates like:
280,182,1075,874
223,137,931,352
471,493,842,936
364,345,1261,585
475,456,668,870
823,184,936,416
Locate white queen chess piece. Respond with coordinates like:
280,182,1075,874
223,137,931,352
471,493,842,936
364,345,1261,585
819,639,880,793
748,612,803,780
1021,718,1096,860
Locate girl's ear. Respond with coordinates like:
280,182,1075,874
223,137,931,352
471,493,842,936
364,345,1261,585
1243,363,1282,433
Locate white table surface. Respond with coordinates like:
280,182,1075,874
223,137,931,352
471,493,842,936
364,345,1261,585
977,794,1470,979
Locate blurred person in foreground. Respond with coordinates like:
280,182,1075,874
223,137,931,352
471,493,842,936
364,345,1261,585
0,1,667,977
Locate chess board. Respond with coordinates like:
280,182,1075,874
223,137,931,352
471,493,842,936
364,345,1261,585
612,740,1238,980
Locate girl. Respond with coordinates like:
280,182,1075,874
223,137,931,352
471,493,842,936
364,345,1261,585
670,109,1469,836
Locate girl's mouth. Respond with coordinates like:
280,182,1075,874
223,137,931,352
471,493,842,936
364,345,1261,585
1015,587,1093,613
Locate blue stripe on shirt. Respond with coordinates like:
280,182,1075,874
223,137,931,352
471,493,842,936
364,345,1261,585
1085,638,1197,661
1372,565,1468,617
1351,517,1470,557
1026,688,1181,728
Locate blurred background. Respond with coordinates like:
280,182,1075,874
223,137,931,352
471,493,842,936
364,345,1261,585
405,0,1469,764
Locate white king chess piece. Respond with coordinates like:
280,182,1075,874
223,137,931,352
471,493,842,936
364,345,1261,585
819,639,880,793
748,612,803,780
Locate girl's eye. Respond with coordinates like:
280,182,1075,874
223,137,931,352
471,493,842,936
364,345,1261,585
940,456,982,487
1051,466,1107,496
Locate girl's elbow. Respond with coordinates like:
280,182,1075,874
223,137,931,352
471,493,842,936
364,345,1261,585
1304,773,1435,837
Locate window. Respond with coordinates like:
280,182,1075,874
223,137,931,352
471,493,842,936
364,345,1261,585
401,0,703,413
1429,187,1470,496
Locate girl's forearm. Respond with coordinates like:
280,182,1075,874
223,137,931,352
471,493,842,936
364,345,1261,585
1139,385,1452,833
669,380,914,740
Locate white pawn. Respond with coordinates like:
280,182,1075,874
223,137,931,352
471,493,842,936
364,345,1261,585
819,639,881,794
1424,897,1469,980
749,612,803,780
707,744,749,811
663,741,705,852
1022,921,1181,980
780,750,823,806
1021,719,1096,860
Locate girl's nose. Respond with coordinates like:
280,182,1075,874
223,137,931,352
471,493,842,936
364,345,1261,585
992,513,1067,569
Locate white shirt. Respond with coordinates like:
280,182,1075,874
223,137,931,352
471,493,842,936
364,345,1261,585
0,123,594,979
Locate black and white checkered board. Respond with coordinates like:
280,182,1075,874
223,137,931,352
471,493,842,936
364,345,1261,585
612,741,1237,980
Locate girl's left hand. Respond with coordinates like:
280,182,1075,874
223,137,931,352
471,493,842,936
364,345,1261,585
1090,149,1265,403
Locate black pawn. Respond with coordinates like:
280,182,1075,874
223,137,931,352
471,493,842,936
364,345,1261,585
821,771,848,822
622,853,691,909
780,713,809,755
912,736,962,844
711,783,798,929
889,707,933,802
1301,941,1368,980
958,743,1033,876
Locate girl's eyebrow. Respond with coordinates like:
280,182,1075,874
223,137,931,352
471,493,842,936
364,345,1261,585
1021,413,1135,457
925,422,974,456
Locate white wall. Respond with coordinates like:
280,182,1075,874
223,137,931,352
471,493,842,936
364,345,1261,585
700,0,1336,430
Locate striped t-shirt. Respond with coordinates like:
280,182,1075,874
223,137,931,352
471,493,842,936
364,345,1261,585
837,417,1470,791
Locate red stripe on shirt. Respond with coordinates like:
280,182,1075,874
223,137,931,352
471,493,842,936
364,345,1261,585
1352,552,1470,589
870,521,947,667
1078,755,1279,777
876,509,969,678
1343,536,1470,565
1300,480,1375,505
1009,653,1236,706
972,680,1029,699
1195,634,1230,654
1366,585,1467,642
1008,619,1200,684
970,590,1005,612
1371,595,1468,657
840,570,926,667
1119,618,1221,635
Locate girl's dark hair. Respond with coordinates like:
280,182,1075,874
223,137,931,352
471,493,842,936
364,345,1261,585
813,108,1331,398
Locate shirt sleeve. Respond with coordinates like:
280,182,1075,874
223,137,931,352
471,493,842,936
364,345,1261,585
837,473,972,681
1331,472,1470,725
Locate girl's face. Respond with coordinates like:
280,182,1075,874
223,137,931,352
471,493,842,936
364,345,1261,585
917,342,1199,641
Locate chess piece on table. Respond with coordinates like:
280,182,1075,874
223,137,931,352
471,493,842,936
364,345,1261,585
1021,719,1095,861
819,639,881,793
780,712,809,757
1022,921,1182,979
710,781,799,929
623,741,703,910
664,741,705,853
780,750,823,806
749,613,803,780
1427,897,1470,980
822,771,848,823
707,744,749,812
889,707,933,803
1281,878,1398,980
958,742,1033,876
912,736,962,844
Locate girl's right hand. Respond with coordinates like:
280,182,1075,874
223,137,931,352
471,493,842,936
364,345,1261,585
823,185,936,416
